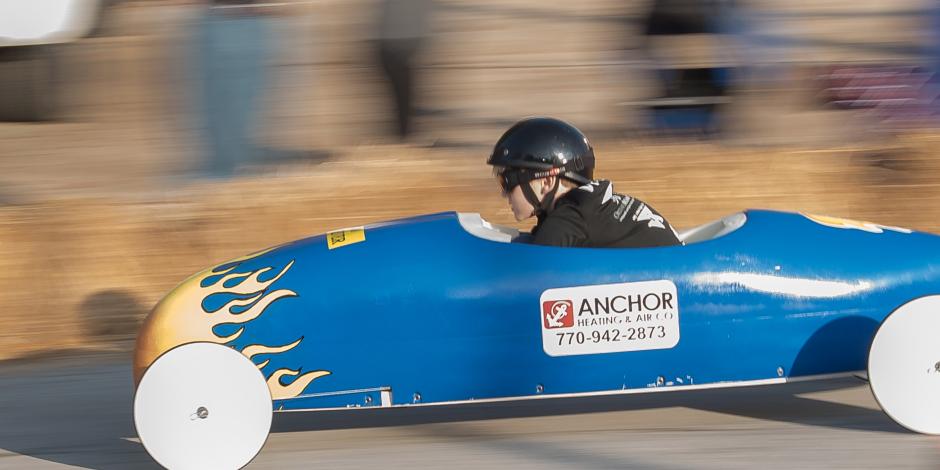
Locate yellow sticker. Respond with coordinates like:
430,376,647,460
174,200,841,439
327,228,366,250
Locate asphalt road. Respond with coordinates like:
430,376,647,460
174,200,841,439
0,352,937,469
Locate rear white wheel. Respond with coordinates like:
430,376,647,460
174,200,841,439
869,295,940,434
134,342,272,469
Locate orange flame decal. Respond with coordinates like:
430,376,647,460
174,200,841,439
267,369,332,400
134,249,331,399
804,213,912,234
242,337,304,369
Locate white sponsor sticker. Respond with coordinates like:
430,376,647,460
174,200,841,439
540,280,680,357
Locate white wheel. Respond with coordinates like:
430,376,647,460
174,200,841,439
134,342,272,469
869,295,940,434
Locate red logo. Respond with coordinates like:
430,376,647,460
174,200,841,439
542,300,574,329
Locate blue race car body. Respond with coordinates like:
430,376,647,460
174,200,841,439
134,209,940,411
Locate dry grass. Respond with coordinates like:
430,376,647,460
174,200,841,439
3,134,940,359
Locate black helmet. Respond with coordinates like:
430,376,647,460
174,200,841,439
487,117,595,193
488,118,595,217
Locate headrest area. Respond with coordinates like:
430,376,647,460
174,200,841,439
678,212,747,244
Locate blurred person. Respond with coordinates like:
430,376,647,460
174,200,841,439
375,0,433,140
488,118,681,248
193,0,274,177
639,0,734,135
925,0,940,122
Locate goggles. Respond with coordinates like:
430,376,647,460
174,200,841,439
493,167,525,197
493,166,563,197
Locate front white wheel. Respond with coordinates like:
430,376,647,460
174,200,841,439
134,342,272,469
869,295,940,434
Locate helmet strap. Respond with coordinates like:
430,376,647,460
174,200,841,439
521,176,561,218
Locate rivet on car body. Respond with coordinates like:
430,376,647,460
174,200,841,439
777,367,785,377
413,392,422,403
656,376,665,386
536,384,544,393
364,395,373,405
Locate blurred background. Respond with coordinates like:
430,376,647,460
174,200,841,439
7,2,940,469
3,0,940,360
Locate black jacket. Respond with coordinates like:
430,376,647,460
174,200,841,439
531,180,681,248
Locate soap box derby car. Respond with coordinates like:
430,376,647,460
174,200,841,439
132,209,940,469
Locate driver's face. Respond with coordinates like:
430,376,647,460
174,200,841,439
506,182,536,221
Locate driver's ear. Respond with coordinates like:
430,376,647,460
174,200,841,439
539,176,556,195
